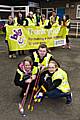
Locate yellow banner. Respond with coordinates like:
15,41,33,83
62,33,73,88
6,26,66,51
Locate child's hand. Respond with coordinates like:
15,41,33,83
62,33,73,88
25,78,32,83
31,75,36,80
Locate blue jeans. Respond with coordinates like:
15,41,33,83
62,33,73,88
45,88,69,98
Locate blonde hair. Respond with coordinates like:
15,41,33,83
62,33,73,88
49,60,58,68
23,56,33,65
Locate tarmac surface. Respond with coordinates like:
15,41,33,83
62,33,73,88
0,35,80,120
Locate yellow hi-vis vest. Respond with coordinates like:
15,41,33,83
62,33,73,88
14,17,18,26
65,19,70,35
50,16,59,27
24,17,35,26
52,68,70,93
33,14,41,26
65,19,70,27
40,19,49,27
33,51,52,67
61,19,70,35
17,66,37,81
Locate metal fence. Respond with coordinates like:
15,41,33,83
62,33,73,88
69,20,80,37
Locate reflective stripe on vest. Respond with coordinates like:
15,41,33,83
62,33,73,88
17,67,37,81
17,68,24,81
32,66,38,75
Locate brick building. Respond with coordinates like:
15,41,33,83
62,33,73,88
40,0,80,20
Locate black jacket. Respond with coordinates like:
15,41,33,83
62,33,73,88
39,70,62,91
14,63,31,88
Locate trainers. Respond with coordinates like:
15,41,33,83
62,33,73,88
13,54,16,58
66,92,72,104
62,45,66,48
68,46,71,49
34,92,43,103
9,55,12,59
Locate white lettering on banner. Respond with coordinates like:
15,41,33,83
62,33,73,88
27,28,46,35
25,27,60,36
6,25,67,50
48,27,61,36
48,29,53,36
53,28,60,34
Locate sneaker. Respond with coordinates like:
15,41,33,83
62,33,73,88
62,45,66,48
34,92,43,103
9,55,12,59
66,44,71,49
13,54,16,58
68,46,71,49
66,92,72,104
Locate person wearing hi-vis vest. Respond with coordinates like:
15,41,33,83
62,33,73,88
14,56,37,97
33,8,41,26
23,11,35,26
5,15,16,59
61,15,71,49
35,59,72,104
39,14,49,27
30,43,60,71
49,10,61,27
17,11,25,56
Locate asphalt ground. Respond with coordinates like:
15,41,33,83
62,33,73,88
0,35,80,120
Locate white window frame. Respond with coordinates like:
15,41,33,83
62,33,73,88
76,5,80,19
0,5,29,18
41,8,57,19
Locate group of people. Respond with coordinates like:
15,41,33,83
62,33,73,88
14,43,72,106
4,8,71,59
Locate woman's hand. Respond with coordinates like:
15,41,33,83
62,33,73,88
25,78,32,83
38,63,45,70
31,75,36,80
25,75,36,83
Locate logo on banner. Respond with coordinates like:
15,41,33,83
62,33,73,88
10,28,25,45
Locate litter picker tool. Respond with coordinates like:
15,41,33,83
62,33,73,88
18,83,30,115
27,71,40,111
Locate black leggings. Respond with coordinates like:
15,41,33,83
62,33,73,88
66,35,69,44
